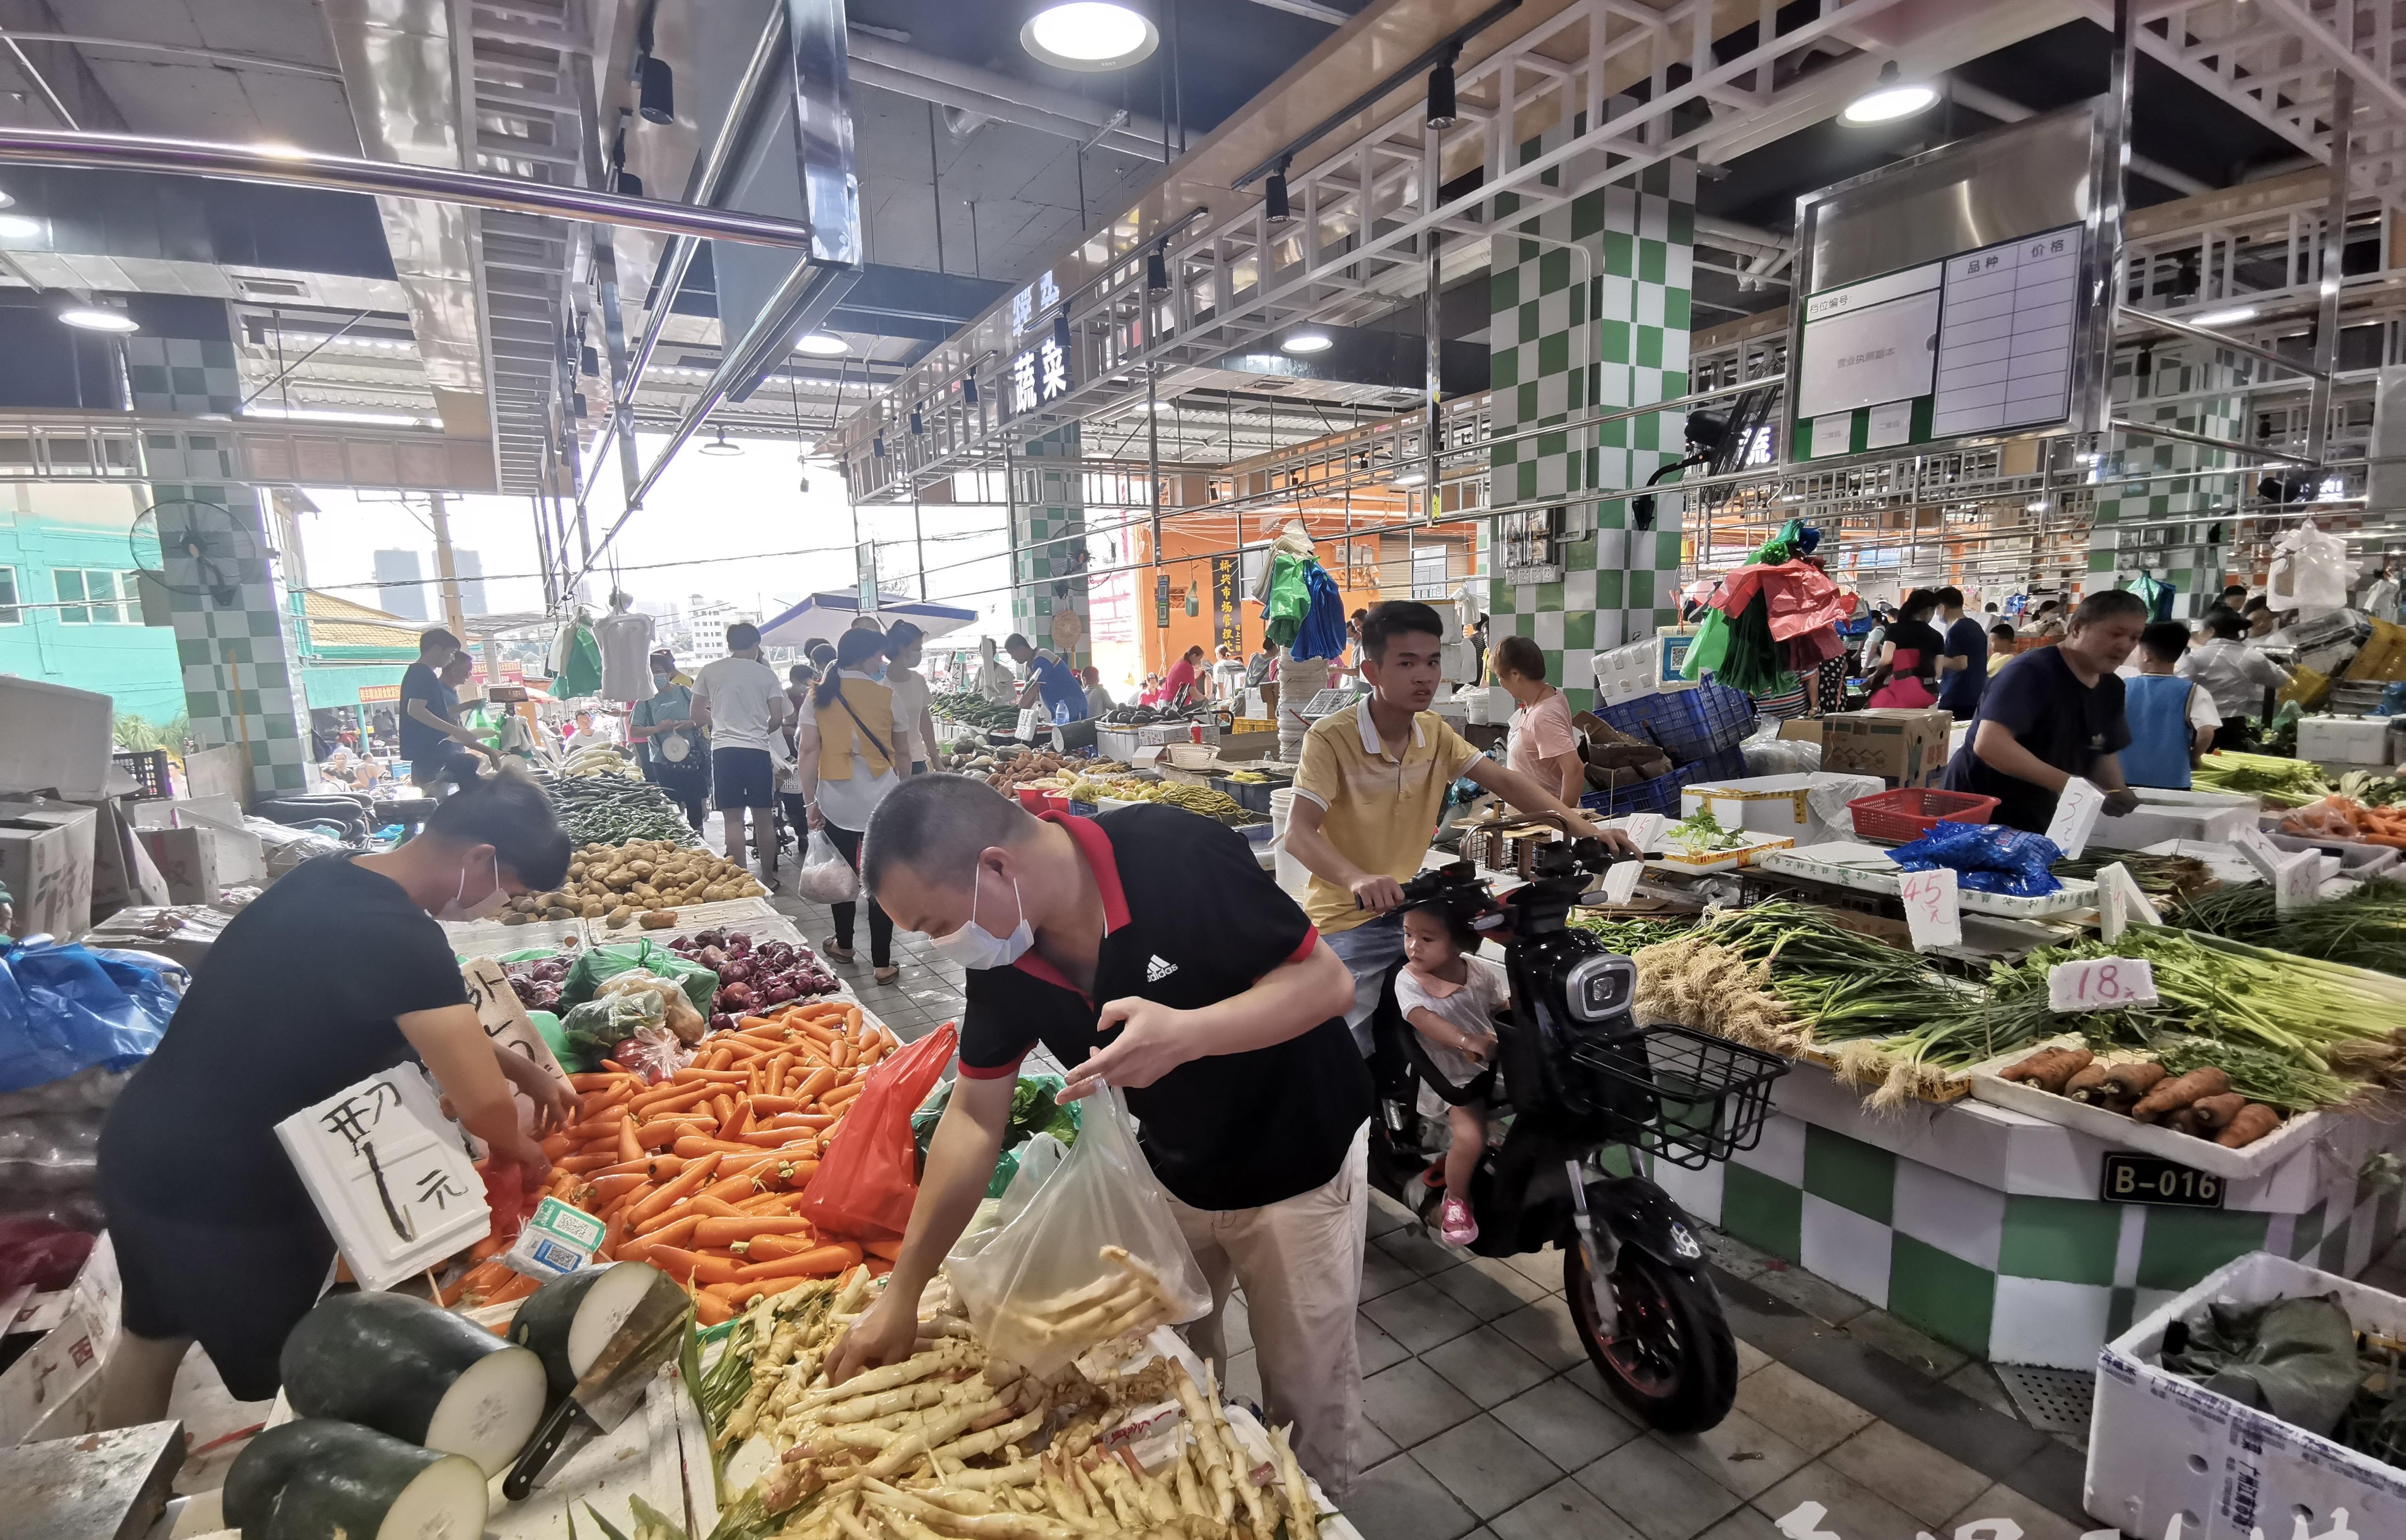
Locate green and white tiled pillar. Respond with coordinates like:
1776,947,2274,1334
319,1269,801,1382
1484,120,1695,713
148,431,313,795
2084,347,2245,614
1010,427,1091,671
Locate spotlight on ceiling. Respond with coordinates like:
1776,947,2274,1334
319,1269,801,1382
616,168,645,198
1280,330,1333,355
1265,162,1291,223
0,188,14,210
0,212,39,241
57,301,137,333
698,425,741,457
1020,1,1158,73
1427,46,1460,129
795,333,848,357
638,55,675,124
2191,306,2259,327
1841,61,1937,125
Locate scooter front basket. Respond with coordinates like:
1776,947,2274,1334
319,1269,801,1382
1571,1025,1788,1170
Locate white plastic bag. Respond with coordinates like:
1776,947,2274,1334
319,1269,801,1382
946,1085,1211,1377
796,829,858,904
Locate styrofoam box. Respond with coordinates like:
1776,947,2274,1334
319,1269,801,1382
1754,841,2101,917
2298,715,2398,765
1963,1035,2328,1181
1678,772,1886,846
2092,789,2258,851
2087,1251,2406,1540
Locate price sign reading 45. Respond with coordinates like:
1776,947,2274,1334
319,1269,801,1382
2048,957,2158,1012
1898,867,1960,952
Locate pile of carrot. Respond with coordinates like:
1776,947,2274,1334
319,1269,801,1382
442,998,909,1323
2284,795,2406,848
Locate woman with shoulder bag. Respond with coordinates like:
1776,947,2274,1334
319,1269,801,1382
795,629,915,983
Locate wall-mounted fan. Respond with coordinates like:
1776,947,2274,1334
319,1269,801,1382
131,500,259,607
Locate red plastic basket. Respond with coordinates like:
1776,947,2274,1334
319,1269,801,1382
1847,787,1999,843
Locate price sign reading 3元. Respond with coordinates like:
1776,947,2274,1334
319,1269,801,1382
2048,957,2158,1012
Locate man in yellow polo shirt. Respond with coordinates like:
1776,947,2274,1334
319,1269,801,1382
1285,600,1633,1047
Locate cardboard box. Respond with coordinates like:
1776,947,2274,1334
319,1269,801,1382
77,797,170,920
0,677,112,800
1819,709,1952,787
0,1234,120,1446
2086,1252,2406,1540
0,801,97,941
134,825,227,905
1775,719,1824,745
179,743,252,803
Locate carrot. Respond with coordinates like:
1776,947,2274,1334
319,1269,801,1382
747,1095,802,1115
1999,1046,2091,1091
820,1080,864,1110
486,1272,540,1306
599,1208,632,1261
645,1245,744,1286
862,1236,906,1263
734,1241,864,1282
633,1213,706,1250
673,1135,782,1159
586,1173,648,1204
673,1066,753,1085
796,1067,838,1101
628,1081,718,1118
722,1100,752,1140
2219,1103,2282,1147
2133,1066,2230,1123
695,1292,735,1327
737,1233,824,1261
629,1151,721,1226
570,1072,626,1091
2099,1062,2167,1102
694,1215,818,1247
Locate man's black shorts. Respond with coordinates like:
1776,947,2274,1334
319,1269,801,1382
712,746,773,809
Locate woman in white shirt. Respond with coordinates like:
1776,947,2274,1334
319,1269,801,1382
880,621,938,774
973,637,1016,703
2179,609,2293,746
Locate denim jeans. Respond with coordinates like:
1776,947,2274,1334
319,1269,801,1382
1322,910,1405,1055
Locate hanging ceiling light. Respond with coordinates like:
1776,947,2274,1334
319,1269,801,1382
1265,161,1291,223
1281,330,1332,354
1020,1,1158,73
1427,46,1461,129
56,300,137,333
699,424,741,456
638,54,675,124
1840,61,1937,125
795,333,849,357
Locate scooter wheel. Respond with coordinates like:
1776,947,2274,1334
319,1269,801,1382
1564,1243,1737,1433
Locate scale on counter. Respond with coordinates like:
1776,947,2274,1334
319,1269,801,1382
1298,687,1363,719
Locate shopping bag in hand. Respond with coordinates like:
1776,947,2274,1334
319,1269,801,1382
797,830,859,904
794,1022,955,1241
945,1083,1211,1378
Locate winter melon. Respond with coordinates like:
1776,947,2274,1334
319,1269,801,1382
279,1291,547,1476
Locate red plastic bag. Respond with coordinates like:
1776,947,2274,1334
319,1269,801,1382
0,1215,94,1295
794,1023,957,1241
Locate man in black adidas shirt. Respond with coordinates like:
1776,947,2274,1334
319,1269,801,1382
828,775,1372,1490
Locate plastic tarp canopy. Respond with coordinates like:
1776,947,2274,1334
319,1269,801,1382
758,592,979,648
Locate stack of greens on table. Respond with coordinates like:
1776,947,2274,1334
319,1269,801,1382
1664,809,1752,858
2172,877,2406,976
912,1075,1080,1198
2053,850,2219,903
2192,750,2329,808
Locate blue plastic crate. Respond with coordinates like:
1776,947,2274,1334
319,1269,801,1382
1594,683,1757,766
1579,767,1685,819
1674,745,1750,786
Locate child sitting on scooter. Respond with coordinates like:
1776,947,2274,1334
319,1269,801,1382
1396,900,1507,1246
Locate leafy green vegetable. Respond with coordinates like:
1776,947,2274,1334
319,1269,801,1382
1666,808,1749,856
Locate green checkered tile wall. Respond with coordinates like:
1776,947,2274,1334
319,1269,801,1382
1486,114,1694,713
2086,350,2245,614
1657,1109,2403,1367
150,431,313,793
1010,428,1091,670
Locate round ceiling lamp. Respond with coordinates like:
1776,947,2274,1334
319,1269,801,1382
795,332,849,357
1021,1,1158,73
1840,61,1937,125
57,302,137,333
1280,330,1333,354
0,213,39,241
698,424,742,457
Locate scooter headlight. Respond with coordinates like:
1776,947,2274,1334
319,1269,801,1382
1563,956,1634,1023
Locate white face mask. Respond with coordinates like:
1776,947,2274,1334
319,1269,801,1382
437,851,509,922
928,861,1032,970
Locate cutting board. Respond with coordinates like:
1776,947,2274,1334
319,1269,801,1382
0,1419,183,1540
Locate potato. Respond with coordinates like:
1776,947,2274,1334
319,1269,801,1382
607,905,634,926
501,911,531,926
629,859,655,877
640,909,678,929
580,899,606,918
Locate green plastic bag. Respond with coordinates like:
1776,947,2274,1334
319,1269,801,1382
562,940,717,1019
913,1075,1081,1198
525,1009,569,1065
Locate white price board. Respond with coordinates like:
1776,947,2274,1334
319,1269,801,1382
1898,866,1961,951
2045,777,2105,860
275,1066,489,1291
2048,957,2158,1013
1618,812,1668,853
1795,264,1942,420
1598,859,1645,906
2273,850,2321,913
2227,824,2287,880
2094,861,2162,942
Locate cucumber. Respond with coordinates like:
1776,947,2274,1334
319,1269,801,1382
258,1421,489,1540
279,1291,548,1476
508,1260,664,1395
225,1420,355,1537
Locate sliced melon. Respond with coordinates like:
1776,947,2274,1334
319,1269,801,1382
279,1291,548,1476
259,1422,488,1540
508,1261,664,1395
225,1420,357,1538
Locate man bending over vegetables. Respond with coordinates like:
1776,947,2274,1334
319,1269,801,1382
94,773,578,1426
834,775,1371,1492
1284,599,1637,1050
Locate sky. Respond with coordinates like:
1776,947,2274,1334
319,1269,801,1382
293,430,1019,642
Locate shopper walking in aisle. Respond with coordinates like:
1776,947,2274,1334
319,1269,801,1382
695,622,790,889
2180,608,2294,748
1934,585,1990,720
796,628,914,983
400,627,495,793
2121,621,2219,790
631,648,710,832
836,776,1368,1491
881,620,937,774
1005,632,1089,721
1211,644,1248,700
93,776,576,1423
1285,601,1635,1044
1942,590,2148,831
1864,588,1945,708
1492,634,1583,802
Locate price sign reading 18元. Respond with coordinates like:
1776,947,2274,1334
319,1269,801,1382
2048,957,2158,1012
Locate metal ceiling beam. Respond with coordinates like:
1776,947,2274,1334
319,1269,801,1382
842,30,1170,162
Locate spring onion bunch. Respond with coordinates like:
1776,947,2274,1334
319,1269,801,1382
2173,878,2406,976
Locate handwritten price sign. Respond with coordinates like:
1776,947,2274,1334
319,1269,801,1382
2048,957,2159,1012
1898,867,1961,951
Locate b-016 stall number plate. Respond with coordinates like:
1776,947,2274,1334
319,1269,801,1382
2101,1152,2224,1209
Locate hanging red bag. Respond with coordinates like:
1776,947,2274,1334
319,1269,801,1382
794,1023,957,1242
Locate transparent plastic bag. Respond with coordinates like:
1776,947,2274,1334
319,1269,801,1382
946,1084,1211,1378
797,830,859,904
598,968,705,1042
559,990,665,1067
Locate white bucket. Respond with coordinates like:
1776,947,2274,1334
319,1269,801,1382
1268,786,1309,893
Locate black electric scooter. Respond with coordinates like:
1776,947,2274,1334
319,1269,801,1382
1363,839,1787,1432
